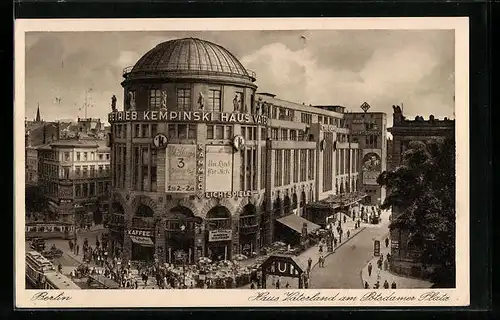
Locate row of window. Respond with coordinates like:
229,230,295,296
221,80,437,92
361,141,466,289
74,165,111,178
240,147,258,191
269,128,308,141
74,151,110,162
206,125,232,140
146,88,223,111
131,144,158,192
335,148,359,175
274,149,315,187
75,181,110,198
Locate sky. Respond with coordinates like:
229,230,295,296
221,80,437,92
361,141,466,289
24,30,455,128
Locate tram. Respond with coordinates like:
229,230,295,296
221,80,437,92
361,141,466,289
26,250,56,288
25,250,81,289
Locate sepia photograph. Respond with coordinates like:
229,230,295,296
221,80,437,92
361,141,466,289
15,18,469,308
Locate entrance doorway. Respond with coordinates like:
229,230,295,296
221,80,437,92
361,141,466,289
166,206,196,264
206,206,232,261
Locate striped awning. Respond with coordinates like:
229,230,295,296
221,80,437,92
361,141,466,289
130,236,154,247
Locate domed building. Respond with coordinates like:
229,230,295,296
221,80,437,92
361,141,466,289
107,38,376,266
107,38,266,264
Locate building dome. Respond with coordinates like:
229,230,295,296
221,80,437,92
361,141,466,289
123,38,256,84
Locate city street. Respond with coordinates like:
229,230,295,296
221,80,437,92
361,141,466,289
308,210,391,288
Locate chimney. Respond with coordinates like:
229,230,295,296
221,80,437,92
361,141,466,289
56,121,61,140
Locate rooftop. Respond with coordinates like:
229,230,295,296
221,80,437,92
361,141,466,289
123,38,256,84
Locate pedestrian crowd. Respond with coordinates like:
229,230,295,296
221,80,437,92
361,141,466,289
364,236,396,289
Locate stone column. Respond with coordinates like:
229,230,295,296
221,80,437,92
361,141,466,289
194,221,205,261
232,215,240,257
154,218,166,263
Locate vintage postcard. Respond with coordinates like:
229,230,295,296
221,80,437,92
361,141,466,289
14,17,469,308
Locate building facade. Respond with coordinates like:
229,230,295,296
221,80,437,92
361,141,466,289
387,105,455,277
37,139,111,238
106,38,380,264
344,111,387,206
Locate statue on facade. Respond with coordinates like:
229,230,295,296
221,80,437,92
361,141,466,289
161,90,168,110
111,95,117,112
392,105,401,113
233,94,240,111
197,92,205,109
128,91,136,110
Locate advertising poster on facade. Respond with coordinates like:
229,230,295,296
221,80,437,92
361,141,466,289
205,146,233,193
166,144,196,193
362,151,382,185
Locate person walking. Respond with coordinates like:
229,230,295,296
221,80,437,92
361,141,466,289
76,244,80,256
368,262,373,277
385,237,389,248
347,230,350,238
343,215,346,224
308,257,313,271
275,277,281,289
383,280,390,289
391,281,397,289
364,281,369,289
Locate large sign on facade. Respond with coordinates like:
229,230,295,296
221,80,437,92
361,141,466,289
362,152,381,185
208,229,232,242
166,144,197,193
108,110,268,125
205,146,233,193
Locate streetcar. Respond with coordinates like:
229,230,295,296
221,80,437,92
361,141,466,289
44,272,81,290
25,221,76,240
26,250,81,289
26,250,56,288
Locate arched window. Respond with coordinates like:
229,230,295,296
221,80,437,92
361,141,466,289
273,198,281,218
283,196,291,216
136,204,154,217
206,206,231,230
292,193,298,212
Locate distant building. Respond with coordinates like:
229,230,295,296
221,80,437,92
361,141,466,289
344,110,388,206
37,138,111,233
387,105,455,278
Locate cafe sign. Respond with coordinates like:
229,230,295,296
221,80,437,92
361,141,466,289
109,110,268,125
208,229,232,242
127,229,152,237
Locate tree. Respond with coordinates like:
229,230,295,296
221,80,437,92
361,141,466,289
377,137,455,287
25,185,48,214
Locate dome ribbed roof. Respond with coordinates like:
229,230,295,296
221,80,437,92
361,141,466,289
126,38,255,82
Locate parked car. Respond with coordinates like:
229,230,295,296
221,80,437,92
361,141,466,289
42,244,63,260
30,237,46,252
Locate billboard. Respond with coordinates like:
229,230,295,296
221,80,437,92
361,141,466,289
166,144,197,193
362,152,381,185
205,146,233,193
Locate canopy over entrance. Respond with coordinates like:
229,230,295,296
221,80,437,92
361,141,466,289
130,235,154,247
276,214,320,234
306,191,368,210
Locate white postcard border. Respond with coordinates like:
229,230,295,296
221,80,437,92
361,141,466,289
14,17,470,308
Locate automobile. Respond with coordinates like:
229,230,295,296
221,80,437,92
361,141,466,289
42,244,63,260
30,237,46,252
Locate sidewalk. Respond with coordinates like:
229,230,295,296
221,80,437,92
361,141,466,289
360,234,433,289
239,212,367,288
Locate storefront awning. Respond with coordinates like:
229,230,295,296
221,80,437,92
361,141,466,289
276,214,321,234
130,236,154,247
